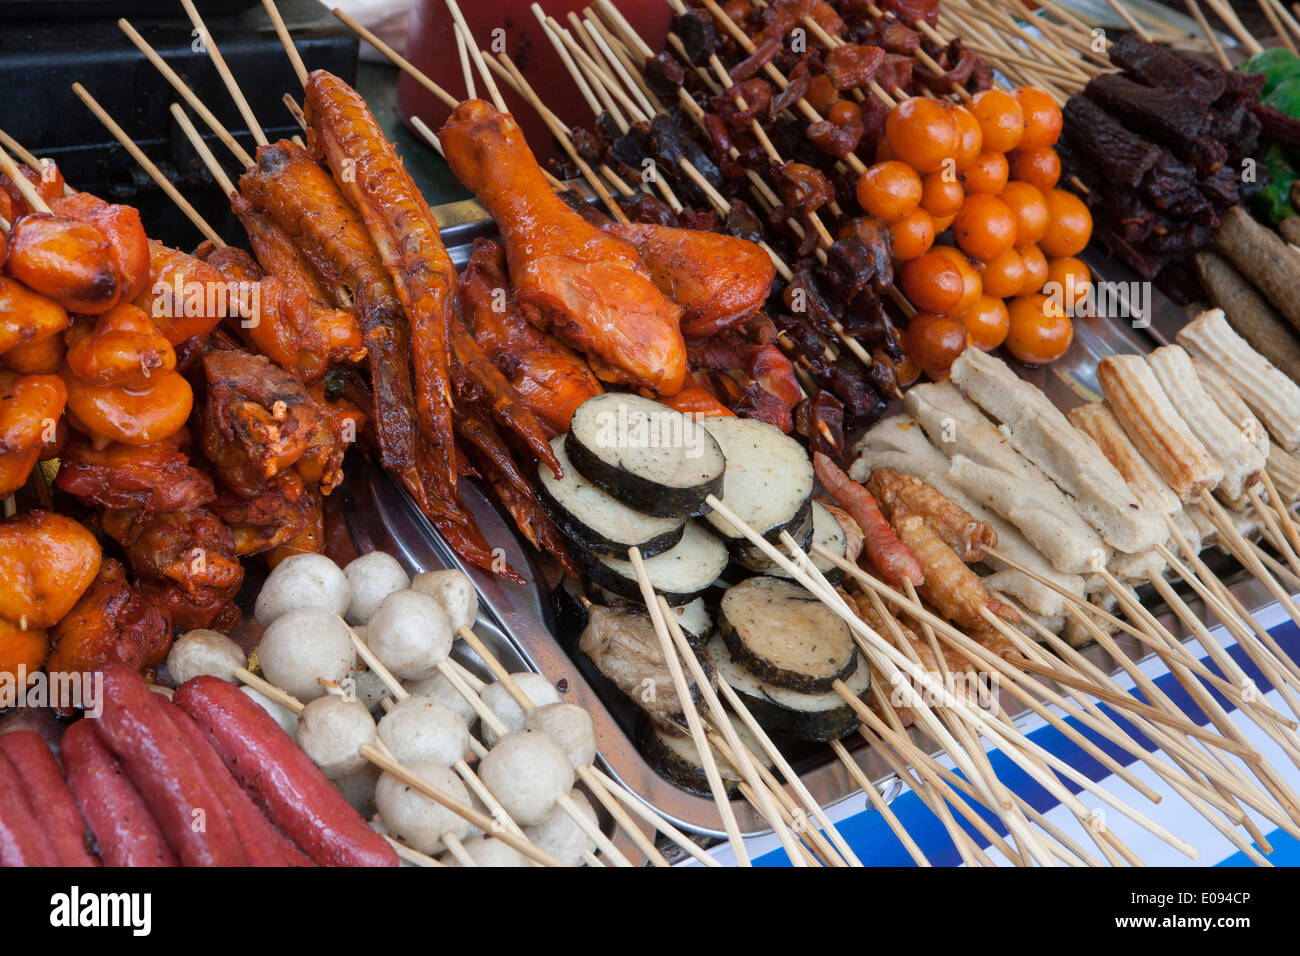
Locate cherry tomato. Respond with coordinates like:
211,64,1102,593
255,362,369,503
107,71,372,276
856,161,923,221
828,100,862,127
970,89,1025,153
960,294,1011,351
953,193,1017,261
961,151,1009,196
1017,243,1049,296
1009,146,1061,191
1045,256,1093,316
901,250,966,313
999,180,1050,247
951,106,983,171
933,212,957,233
1013,87,1063,151
1040,188,1093,257
907,311,968,378
979,246,1026,298
931,245,983,315
921,171,964,218
889,207,936,260
885,97,959,174
1005,293,1073,365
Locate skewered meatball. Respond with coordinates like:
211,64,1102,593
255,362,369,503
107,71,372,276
254,553,350,625
240,685,298,739
343,552,410,624
366,589,453,680
443,835,530,867
377,696,470,767
404,669,479,727
296,693,376,778
478,730,575,826
481,673,561,747
525,703,596,770
410,569,478,632
375,760,472,855
257,607,355,702
524,789,598,866
166,629,246,685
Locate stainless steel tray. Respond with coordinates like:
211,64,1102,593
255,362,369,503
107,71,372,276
356,194,1287,843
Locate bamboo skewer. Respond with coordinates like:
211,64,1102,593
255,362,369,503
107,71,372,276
181,0,267,146
262,0,309,86
332,7,459,109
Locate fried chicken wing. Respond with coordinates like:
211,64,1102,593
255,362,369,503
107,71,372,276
458,240,603,437
55,433,216,513
46,558,170,679
0,510,102,630
0,371,67,496
440,100,687,395
606,222,776,337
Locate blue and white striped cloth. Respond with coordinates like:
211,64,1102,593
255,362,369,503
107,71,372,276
695,604,1300,867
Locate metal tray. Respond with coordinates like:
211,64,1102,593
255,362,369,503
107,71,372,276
348,193,1287,842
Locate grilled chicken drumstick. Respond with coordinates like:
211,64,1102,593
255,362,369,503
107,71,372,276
440,99,688,396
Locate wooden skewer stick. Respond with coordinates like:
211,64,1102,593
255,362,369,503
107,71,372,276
454,21,477,101
282,93,307,131
71,83,223,245
181,0,267,146
1182,0,1231,70
0,144,50,214
171,103,237,199
0,130,73,197
586,766,722,867
1205,0,1265,55
332,7,459,109
444,0,506,110
827,740,930,865
262,0,309,86
118,18,255,168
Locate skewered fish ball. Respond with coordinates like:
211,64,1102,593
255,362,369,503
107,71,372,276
403,669,479,726
343,552,411,624
166,629,246,685
524,789,597,866
375,760,472,855
296,693,377,778
525,703,596,770
240,685,299,739
411,569,478,632
254,553,350,625
377,696,470,766
481,673,562,747
365,589,453,680
478,730,575,826
257,608,356,702
335,763,380,817
443,836,530,867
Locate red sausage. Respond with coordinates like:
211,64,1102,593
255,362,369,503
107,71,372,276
814,452,925,588
174,676,396,867
61,720,177,867
0,748,58,866
0,731,98,866
94,663,246,866
160,699,311,867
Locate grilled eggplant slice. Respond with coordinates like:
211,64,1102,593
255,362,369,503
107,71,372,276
708,634,869,741
718,576,856,692
701,416,814,547
637,712,772,798
766,501,847,585
730,502,814,573
565,394,726,517
575,520,728,605
539,436,686,558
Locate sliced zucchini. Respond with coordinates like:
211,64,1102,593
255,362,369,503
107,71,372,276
730,502,814,573
574,520,728,605
700,416,814,547
766,501,847,585
582,581,713,640
538,436,686,558
565,394,726,518
637,713,773,798
709,634,869,741
718,576,856,693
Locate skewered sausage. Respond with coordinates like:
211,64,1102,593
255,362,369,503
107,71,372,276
0,731,97,866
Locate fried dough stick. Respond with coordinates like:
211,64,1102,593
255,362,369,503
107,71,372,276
303,73,558,479
237,141,501,574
